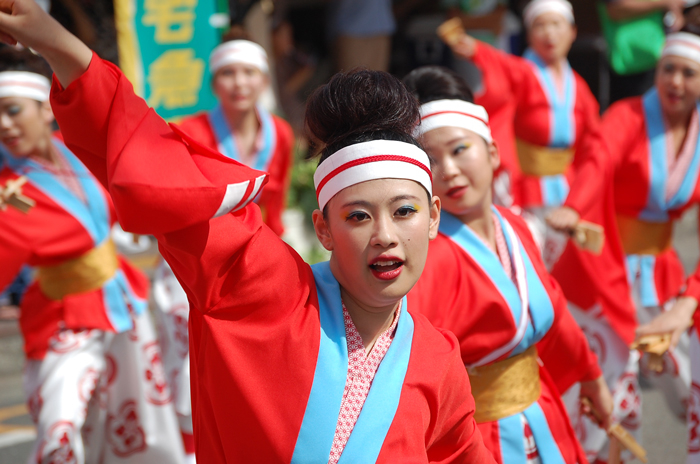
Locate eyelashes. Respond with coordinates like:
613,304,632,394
344,205,418,222
453,143,471,155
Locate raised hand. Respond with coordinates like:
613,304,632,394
0,0,92,87
545,205,580,234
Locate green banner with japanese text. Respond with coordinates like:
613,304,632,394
114,0,228,120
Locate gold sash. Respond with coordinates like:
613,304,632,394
37,239,118,301
468,346,541,423
516,139,574,177
615,215,673,256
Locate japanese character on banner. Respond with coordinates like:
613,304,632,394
142,0,198,44
147,49,204,110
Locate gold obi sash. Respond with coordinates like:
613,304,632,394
615,215,673,256
37,239,119,301
468,346,541,423
516,139,574,177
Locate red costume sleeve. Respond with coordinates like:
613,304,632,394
563,81,608,219
0,191,31,293
601,100,640,173
50,54,307,317
423,328,496,463
471,41,532,101
504,210,602,392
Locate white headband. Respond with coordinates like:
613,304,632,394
0,71,51,102
416,99,493,143
209,40,269,74
662,33,700,65
523,0,574,28
314,140,433,211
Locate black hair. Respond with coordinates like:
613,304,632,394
402,65,474,105
305,68,421,166
0,46,52,79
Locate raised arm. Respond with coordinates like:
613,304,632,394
0,1,309,316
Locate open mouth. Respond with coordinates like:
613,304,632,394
369,259,404,281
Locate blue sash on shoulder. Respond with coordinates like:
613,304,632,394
207,104,277,172
438,209,554,359
291,261,414,463
524,49,577,207
640,87,700,223
0,140,146,329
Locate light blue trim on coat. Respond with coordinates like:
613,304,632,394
524,49,577,148
291,261,413,463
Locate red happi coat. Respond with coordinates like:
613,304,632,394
409,207,600,464
178,110,293,236
471,41,605,213
50,54,495,464
472,41,632,343
578,92,700,340
0,140,149,359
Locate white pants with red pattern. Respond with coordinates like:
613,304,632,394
23,310,185,464
564,300,690,464
152,261,193,437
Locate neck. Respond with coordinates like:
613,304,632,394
666,107,695,130
548,58,566,75
223,105,259,134
455,201,496,252
340,287,399,353
29,133,56,164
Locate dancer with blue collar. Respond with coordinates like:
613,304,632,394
405,66,612,464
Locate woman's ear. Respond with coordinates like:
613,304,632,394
429,195,441,240
489,141,501,172
41,100,55,126
312,209,334,251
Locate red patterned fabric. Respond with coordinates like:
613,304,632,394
328,304,400,463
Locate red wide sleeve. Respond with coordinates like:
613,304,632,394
0,206,32,294
471,41,532,104
563,80,608,219
425,328,496,463
50,54,308,316
601,99,641,173
504,209,602,392
536,275,602,393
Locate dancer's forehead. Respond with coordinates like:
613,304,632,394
314,140,432,211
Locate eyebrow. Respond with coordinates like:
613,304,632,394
340,194,421,209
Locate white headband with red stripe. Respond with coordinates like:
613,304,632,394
0,71,51,102
663,33,700,65
209,40,269,74
523,0,574,28
314,140,433,210
416,99,493,143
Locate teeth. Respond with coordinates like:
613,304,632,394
375,261,398,267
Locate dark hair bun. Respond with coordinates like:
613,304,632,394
305,69,420,162
0,46,52,79
403,66,474,105
221,25,253,43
